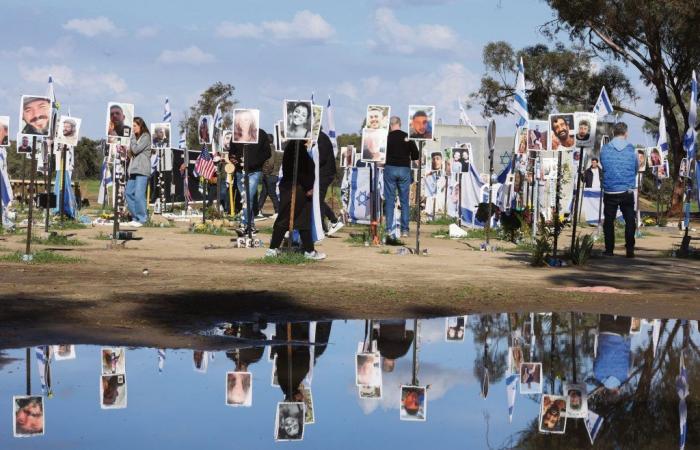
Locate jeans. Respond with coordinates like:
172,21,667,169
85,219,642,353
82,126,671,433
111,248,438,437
258,174,279,214
125,174,149,223
383,165,411,233
603,191,636,253
235,171,261,227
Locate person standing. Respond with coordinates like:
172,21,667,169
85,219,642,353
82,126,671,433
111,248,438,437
583,157,603,189
125,117,151,227
256,142,281,218
384,116,419,240
266,140,326,260
599,122,638,257
317,129,343,235
230,129,271,235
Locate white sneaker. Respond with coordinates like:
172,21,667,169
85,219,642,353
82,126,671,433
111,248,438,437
128,221,143,228
304,250,326,261
265,248,280,257
256,213,264,218
326,220,344,236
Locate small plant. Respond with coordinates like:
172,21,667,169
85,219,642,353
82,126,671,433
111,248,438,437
50,220,87,230
570,234,594,266
190,222,232,235
431,228,450,238
530,222,553,267
26,233,85,246
0,250,81,264
93,231,112,240
248,252,315,265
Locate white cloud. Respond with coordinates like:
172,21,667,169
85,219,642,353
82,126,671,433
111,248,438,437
216,22,263,39
157,46,215,64
0,46,39,58
216,10,335,43
136,28,159,38
18,64,127,95
63,17,118,37
369,8,460,55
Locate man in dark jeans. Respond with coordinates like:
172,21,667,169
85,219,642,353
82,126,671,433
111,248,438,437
256,148,281,218
384,116,419,242
599,122,638,257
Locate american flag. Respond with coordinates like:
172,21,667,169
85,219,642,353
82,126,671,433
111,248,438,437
194,146,216,180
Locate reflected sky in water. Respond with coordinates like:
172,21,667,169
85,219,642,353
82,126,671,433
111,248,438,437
0,313,696,449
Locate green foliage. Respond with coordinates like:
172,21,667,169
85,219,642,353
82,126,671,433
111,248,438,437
26,233,85,246
570,234,594,266
531,222,553,267
470,41,636,120
50,220,87,230
337,133,361,149
93,231,112,240
189,222,232,235
180,82,237,149
431,228,450,238
248,252,315,265
426,215,457,225
0,250,81,264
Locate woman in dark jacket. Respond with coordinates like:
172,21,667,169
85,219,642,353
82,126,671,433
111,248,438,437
266,140,325,260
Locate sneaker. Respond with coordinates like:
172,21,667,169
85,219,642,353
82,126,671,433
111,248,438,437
304,250,326,260
265,248,280,257
256,212,265,219
326,220,344,236
128,221,143,228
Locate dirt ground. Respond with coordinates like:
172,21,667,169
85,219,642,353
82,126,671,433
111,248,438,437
0,217,698,349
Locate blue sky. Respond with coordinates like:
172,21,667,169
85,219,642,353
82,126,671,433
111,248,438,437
0,0,655,142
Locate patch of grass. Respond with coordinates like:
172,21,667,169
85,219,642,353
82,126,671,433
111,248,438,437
25,233,85,246
50,220,87,230
190,223,232,236
431,228,450,238
0,250,81,264
514,241,536,252
378,248,391,254
93,231,112,240
0,227,23,236
247,252,315,265
256,226,274,235
344,232,369,246
426,216,457,226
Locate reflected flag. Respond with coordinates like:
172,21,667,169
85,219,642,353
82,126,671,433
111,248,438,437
194,146,216,180
652,319,661,357
513,57,528,127
683,71,697,160
157,349,165,373
163,97,172,123
47,75,58,111
458,97,478,134
677,351,689,450
593,86,614,117
35,346,52,395
529,312,535,360
658,107,669,155
585,410,604,445
506,373,517,423
326,96,338,156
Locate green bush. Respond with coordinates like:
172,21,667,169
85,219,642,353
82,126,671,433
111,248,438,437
570,234,594,266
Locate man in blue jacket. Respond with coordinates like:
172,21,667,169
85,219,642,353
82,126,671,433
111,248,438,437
599,122,638,257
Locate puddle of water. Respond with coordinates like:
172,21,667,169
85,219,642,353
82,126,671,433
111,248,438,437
0,313,695,449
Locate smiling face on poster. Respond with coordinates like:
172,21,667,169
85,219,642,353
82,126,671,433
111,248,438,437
275,402,305,441
284,100,313,140
55,116,82,147
232,109,260,144
408,105,435,141
19,95,51,137
637,148,647,172
198,115,213,145
648,147,663,167
311,105,324,143
0,116,9,146
574,112,597,148
13,395,44,437
106,102,134,145
361,127,388,162
527,120,549,151
150,123,171,149
549,114,575,150
366,105,390,130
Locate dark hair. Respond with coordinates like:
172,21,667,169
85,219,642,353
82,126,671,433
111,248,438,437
579,120,590,127
290,102,310,118
431,152,442,158
133,117,149,138
413,110,428,119
612,122,628,137
591,157,599,162
16,397,42,411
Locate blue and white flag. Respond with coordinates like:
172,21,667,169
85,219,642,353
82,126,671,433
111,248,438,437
585,410,604,445
35,346,51,395
683,71,697,161
343,167,372,224
150,151,160,176
0,148,12,207
163,97,172,123
513,57,528,127
178,130,186,149
593,86,614,117
458,97,478,134
658,107,670,155
157,349,166,373
459,164,486,227
308,143,325,242
506,372,517,423
326,96,338,157
677,351,689,450
53,163,77,218
213,103,223,129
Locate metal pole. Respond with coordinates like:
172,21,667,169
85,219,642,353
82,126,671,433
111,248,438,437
570,312,577,384
44,140,51,232
59,144,67,223
411,319,419,386
25,348,31,396
415,141,424,254
485,148,495,246
569,147,585,251
25,137,38,256
21,156,26,208
552,151,563,259
288,141,300,249
244,144,252,239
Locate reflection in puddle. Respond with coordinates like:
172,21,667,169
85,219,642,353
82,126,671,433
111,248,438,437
0,313,695,448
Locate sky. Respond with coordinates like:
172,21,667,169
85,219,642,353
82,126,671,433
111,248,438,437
0,0,657,143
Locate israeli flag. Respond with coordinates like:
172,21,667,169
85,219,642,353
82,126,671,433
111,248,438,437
307,143,325,242
683,71,697,160
585,410,604,445
35,346,51,394
0,148,13,206
213,103,223,129
178,131,186,149
458,97,478,134
326,96,338,157
658,107,670,155
157,349,166,373
513,57,528,127
506,373,517,423
677,352,689,450
593,86,614,117
346,167,372,224
163,97,172,123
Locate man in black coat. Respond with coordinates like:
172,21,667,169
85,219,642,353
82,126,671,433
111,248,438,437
230,130,271,234
317,130,343,235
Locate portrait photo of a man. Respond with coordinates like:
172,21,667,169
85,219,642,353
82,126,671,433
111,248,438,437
366,105,390,130
106,102,134,144
16,134,32,154
198,115,213,145
55,116,82,147
574,112,597,148
408,105,435,141
19,95,51,137
549,114,575,150
150,122,171,149
0,116,9,146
